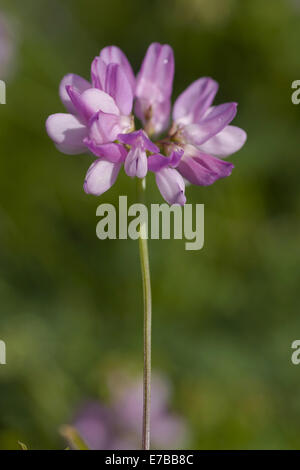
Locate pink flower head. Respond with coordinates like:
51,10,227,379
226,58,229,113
46,43,246,205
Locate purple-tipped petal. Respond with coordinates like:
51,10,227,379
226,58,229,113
136,43,174,102
46,113,87,155
104,63,133,115
84,139,127,163
67,87,119,123
135,43,174,134
59,74,91,115
178,157,218,186
156,167,186,206
91,57,107,90
89,112,119,144
173,77,219,124
182,102,238,146
148,154,170,172
84,158,122,196
153,43,174,99
198,125,247,158
178,145,234,186
89,111,132,145
148,148,184,172
99,45,136,93
203,102,238,123
168,147,184,167
124,147,148,178
118,130,159,153
91,61,133,115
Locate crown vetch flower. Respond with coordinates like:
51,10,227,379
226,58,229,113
46,47,246,450
46,43,246,205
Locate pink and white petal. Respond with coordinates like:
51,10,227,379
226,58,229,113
135,43,161,100
178,157,216,186
148,148,183,173
202,102,237,124
89,111,125,145
156,167,186,206
84,158,122,196
84,139,127,163
198,125,247,158
99,112,122,142
59,74,91,114
194,152,234,177
155,44,175,99
136,43,174,103
54,141,86,155
91,57,107,89
118,129,159,153
173,77,219,123
148,153,171,172
46,113,87,155
124,148,148,178
178,149,234,186
105,63,133,115
135,98,171,135
193,90,220,124
99,45,136,93
168,147,184,167
81,88,119,116
183,102,237,146
67,87,119,123
82,88,119,114
88,113,104,145
152,99,172,135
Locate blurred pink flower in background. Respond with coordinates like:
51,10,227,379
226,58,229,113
71,373,188,450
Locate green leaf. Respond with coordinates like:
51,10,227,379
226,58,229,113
60,425,89,450
18,441,28,450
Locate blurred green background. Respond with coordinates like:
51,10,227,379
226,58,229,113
0,0,300,450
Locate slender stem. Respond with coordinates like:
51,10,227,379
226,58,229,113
137,177,152,450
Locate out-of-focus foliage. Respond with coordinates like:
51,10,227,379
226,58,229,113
0,0,299,449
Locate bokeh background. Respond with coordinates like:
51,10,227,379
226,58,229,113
0,0,300,449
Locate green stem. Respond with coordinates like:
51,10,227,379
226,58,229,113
137,177,152,451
